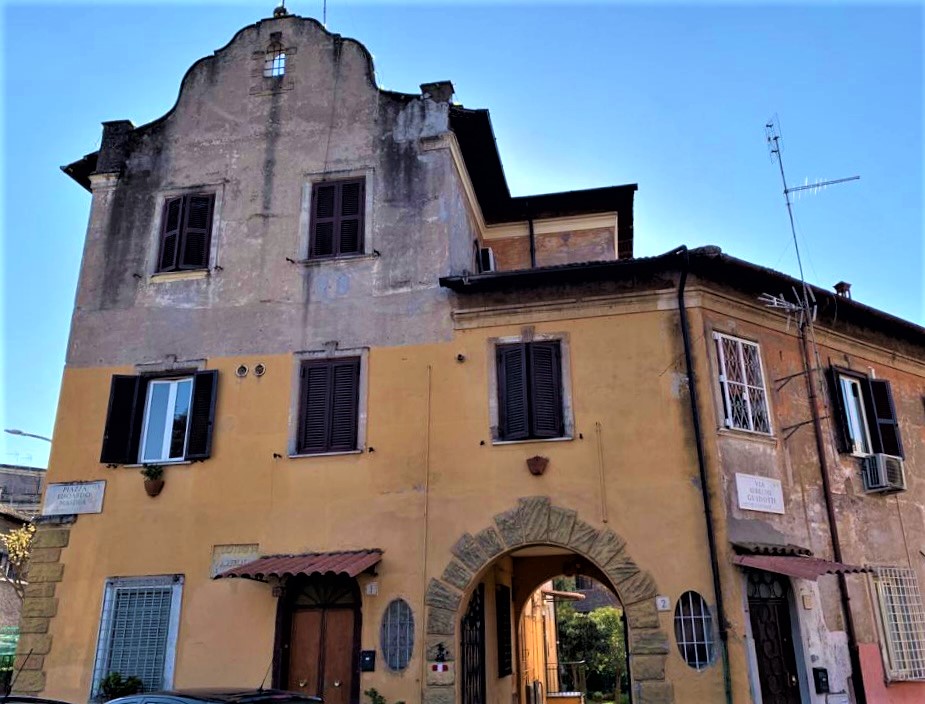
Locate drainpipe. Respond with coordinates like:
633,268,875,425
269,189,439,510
527,200,537,268
674,246,733,704
799,324,867,704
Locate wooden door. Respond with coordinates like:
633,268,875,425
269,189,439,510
288,607,356,703
747,571,802,704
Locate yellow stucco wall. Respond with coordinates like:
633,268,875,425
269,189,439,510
42,301,732,703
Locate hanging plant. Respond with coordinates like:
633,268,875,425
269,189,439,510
141,464,165,497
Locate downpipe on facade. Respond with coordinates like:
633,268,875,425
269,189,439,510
799,323,867,704
674,246,733,704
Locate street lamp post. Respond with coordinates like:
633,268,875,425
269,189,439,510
4,429,52,443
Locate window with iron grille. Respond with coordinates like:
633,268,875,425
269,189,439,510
309,179,365,258
264,43,286,77
92,575,183,695
873,567,925,681
156,194,214,272
713,333,772,434
674,591,715,670
297,358,360,454
380,598,414,671
496,341,564,441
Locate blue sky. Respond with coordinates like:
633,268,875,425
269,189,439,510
2,1,922,469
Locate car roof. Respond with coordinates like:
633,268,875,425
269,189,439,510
110,690,322,704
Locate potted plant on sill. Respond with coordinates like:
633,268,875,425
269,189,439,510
141,464,165,497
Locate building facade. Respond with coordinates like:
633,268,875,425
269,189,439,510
19,10,925,704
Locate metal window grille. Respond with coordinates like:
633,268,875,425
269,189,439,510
674,591,715,670
874,567,925,681
264,46,286,77
92,576,183,695
714,333,772,434
380,598,414,671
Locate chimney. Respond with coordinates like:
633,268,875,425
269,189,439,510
834,281,852,299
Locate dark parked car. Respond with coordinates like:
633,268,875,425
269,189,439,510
108,690,322,704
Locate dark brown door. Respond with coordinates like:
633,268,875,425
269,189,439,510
282,576,360,704
289,607,356,703
747,571,802,704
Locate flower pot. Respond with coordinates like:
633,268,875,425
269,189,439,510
144,478,165,497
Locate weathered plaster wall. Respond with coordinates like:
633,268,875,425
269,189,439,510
68,15,469,368
40,289,729,703
695,288,925,703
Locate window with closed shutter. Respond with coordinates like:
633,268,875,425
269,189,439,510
92,575,183,695
157,193,215,272
100,371,218,464
297,358,360,454
496,342,563,441
309,179,365,258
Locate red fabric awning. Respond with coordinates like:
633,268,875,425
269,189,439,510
733,554,870,581
217,550,382,581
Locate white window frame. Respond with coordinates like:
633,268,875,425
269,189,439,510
91,575,184,697
872,567,925,681
713,332,773,435
674,590,716,671
138,377,194,463
838,374,873,455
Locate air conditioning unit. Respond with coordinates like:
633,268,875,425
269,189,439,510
862,453,906,493
478,246,496,273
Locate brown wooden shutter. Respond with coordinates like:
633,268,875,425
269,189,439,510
179,194,214,269
299,362,333,453
529,342,563,438
329,359,360,451
100,375,143,464
869,379,904,457
158,197,183,271
185,370,218,460
311,184,337,257
826,367,852,454
495,584,513,677
497,345,529,441
338,180,364,254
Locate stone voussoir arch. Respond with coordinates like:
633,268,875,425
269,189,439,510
423,496,674,704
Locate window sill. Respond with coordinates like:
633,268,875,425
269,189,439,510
492,436,573,446
149,269,210,283
716,427,777,445
121,461,193,468
299,253,377,267
289,450,364,459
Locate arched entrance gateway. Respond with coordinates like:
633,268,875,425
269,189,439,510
423,497,674,704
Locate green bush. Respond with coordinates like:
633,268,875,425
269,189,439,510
100,672,144,701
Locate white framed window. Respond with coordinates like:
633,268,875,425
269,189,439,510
873,567,925,681
838,375,873,455
139,378,193,463
713,333,772,434
674,590,716,671
92,575,184,695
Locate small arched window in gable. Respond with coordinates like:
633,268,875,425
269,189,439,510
264,43,286,77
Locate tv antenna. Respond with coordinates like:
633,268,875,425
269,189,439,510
763,116,859,319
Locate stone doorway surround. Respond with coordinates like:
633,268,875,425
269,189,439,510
423,496,674,704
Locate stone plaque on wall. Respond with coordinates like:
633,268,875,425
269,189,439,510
735,473,785,514
211,543,260,578
43,481,106,515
